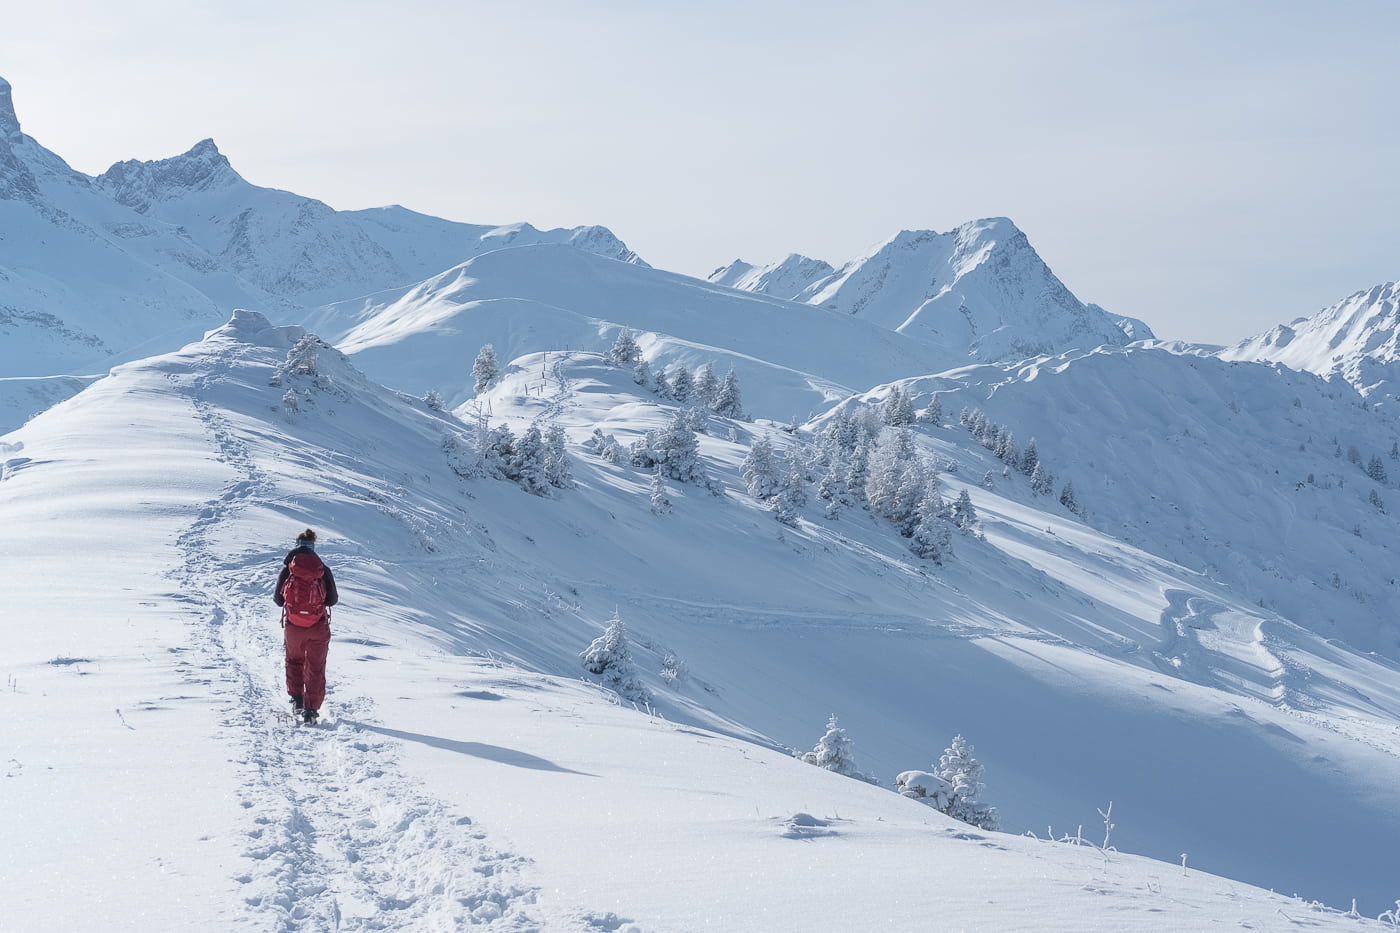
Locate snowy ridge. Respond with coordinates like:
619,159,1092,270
1223,281,1400,402
0,74,646,376
713,219,1151,367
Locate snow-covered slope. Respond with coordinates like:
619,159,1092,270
711,219,1152,366
1223,281,1400,403
4,314,1400,928
300,242,954,416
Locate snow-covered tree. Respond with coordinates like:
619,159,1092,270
1367,455,1388,484
952,489,978,532
693,362,718,406
881,385,916,426
649,466,672,515
866,429,916,521
580,614,650,704
543,424,574,489
1059,481,1081,515
816,454,852,519
742,436,782,500
510,425,550,495
919,393,943,426
606,327,642,365
1030,462,1054,496
773,454,807,526
1020,438,1040,477
936,734,997,830
909,486,952,562
632,357,654,390
669,363,693,403
799,715,876,783
633,412,706,483
481,423,517,478
712,368,745,419
472,344,499,394
424,390,445,411
590,427,626,465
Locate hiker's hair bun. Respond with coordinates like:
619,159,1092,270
296,528,317,542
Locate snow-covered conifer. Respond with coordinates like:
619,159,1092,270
590,427,626,465
649,466,672,515
881,386,916,426
773,454,807,526
693,362,718,406
1368,455,1388,483
632,357,654,390
742,436,782,500
892,459,930,536
909,483,952,562
472,344,499,394
1031,461,1054,496
919,393,943,426
544,424,574,489
424,390,445,411
606,327,642,365
1021,438,1040,477
995,430,1018,469
953,488,978,532
635,412,706,483
1059,481,1081,515
580,613,650,704
482,423,516,478
510,425,550,495
866,429,916,520
669,363,693,403
936,734,997,830
799,715,875,783
845,437,872,504
712,368,745,419
817,454,852,519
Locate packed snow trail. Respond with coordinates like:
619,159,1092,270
172,396,545,931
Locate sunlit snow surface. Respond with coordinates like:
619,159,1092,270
4,312,1399,930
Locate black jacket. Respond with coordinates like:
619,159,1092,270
273,545,340,608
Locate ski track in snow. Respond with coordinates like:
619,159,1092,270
169,393,547,932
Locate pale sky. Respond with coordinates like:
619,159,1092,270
4,0,1397,344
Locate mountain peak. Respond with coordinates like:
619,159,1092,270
96,138,241,213
0,76,19,143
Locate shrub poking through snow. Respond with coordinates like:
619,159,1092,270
580,613,650,705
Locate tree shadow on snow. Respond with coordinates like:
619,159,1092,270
346,721,595,776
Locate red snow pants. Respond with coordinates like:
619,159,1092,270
284,618,331,711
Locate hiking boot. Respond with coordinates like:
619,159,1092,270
302,708,320,725
290,694,304,712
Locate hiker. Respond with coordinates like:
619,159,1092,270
274,528,339,724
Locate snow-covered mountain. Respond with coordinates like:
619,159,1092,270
710,219,1154,366
1222,281,1400,403
0,75,643,378
7,72,1400,930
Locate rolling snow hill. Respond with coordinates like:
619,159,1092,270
4,312,1400,929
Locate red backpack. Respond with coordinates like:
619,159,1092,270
282,552,328,626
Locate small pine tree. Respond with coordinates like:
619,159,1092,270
712,368,744,419
953,489,978,532
1368,455,1388,483
936,734,997,830
799,715,875,783
544,424,574,489
1030,461,1054,496
742,436,782,500
1020,438,1040,477
1059,481,1080,515
632,357,654,389
773,454,807,526
919,393,943,426
881,386,916,426
580,614,650,704
693,362,718,406
669,363,694,403
909,483,952,562
607,327,642,365
424,390,445,411
649,465,672,515
472,344,500,394
510,425,550,495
